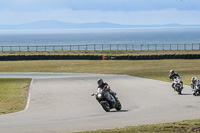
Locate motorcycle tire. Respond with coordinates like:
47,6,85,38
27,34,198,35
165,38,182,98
100,101,110,112
178,90,182,95
115,100,122,111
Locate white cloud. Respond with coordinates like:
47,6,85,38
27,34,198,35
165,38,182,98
1,0,200,12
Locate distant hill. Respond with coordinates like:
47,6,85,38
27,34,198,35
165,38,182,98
0,20,199,30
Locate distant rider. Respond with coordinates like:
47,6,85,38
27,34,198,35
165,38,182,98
97,79,116,104
169,70,183,90
190,77,200,95
191,77,198,89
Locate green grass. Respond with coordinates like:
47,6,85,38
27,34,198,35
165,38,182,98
0,78,31,115
0,59,199,85
75,119,200,133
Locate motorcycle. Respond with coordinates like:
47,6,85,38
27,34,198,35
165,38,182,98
172,77,183,95
192,84,200,96
91,87,122,112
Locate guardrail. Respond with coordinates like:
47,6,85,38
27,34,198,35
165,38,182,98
0,43,200,52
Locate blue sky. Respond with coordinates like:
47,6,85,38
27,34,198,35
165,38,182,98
0,0,200,25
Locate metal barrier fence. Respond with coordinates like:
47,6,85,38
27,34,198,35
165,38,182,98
0,43,200,52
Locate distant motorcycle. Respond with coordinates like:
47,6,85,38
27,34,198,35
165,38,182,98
172,77,183,95
192,84,200,96
91,87,122,112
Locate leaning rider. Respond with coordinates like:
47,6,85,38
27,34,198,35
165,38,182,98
191,77,198,89
169,69,183,90
97,79,116,104
191,77,200,95
190,77,200,89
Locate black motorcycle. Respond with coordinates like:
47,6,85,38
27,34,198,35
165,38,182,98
91,88,122,112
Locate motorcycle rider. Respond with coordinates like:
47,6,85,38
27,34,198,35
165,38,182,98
97,79,116,105
169,69,183,90
191,77,198,89
190,76,200,95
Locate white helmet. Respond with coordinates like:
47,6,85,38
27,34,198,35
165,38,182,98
170,69,174,74
191,77,197,83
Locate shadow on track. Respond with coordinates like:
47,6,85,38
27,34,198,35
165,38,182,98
180,93,192,95
110,110,129,113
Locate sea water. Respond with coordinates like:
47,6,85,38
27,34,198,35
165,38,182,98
0,27,199,51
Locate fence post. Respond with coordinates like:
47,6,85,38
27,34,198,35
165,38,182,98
192,43,193,50
126,45,127,51
102,44,103,51
148,44,149,51
177,44,178,50
162,44,164,50
70,45,71,51
184,44,186,50
170,44,171,50
155,44,157,50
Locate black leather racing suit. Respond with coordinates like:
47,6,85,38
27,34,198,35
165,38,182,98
98,82,116,103
169,72,180,81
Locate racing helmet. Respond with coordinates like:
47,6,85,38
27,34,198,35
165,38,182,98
170,69,175,74
97,79,103,85
191,77,197,83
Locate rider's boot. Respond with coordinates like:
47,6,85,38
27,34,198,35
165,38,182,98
172,83,175,91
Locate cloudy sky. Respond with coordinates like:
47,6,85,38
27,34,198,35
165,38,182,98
0,0,200,25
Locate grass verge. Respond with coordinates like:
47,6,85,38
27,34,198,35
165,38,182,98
0,78,31,115
75,119,200,133
0,59,199,85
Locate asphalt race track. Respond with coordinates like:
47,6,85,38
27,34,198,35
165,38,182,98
0,73,200,133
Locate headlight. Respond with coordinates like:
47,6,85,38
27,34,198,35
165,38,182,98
97,94,102,99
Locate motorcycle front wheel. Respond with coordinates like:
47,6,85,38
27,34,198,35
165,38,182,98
100,101,110,112
178,88,182,95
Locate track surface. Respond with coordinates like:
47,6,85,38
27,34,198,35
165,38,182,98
0,73,200,133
